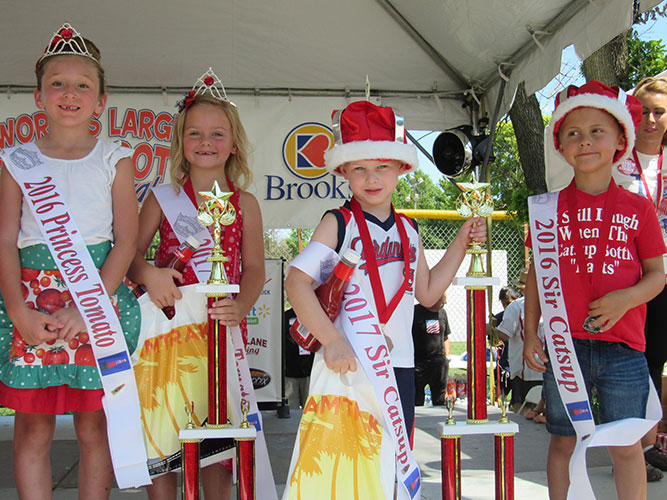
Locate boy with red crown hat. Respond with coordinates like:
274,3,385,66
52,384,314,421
523,81,665,500
284,100,485,499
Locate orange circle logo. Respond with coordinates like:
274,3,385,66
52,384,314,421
282,122,334,180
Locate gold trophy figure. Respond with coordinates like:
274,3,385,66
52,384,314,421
445,396,457,426
197,180,236,288
456,181,494,277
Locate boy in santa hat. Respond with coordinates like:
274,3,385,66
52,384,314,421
523,81,665,500
285,99,485,439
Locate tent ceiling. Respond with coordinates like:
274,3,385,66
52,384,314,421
0,0,660,128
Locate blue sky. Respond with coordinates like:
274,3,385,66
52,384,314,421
413,6,667,182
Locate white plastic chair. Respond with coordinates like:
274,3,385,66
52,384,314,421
516,384,542,415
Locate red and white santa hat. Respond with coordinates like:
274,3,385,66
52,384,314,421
324,100,418,175
545,80,642,192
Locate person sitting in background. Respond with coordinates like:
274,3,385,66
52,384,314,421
496,269,543,413
490,286,520,396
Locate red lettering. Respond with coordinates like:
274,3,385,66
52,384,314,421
16,115,34,143
133,143,153,181
154,112,173,141
121,109,139,137
138,110,155,140
34,112,48,140
108,108,121,135
535,218,555,230
0,119,15,148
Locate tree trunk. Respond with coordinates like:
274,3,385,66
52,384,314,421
509,82,547,194
581,31,629,86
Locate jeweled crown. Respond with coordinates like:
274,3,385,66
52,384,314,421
36,22,99,68
176,68,235,112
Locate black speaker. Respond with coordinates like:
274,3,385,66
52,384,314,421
432,126,492,178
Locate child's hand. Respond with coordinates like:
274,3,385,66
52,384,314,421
12,308,61,345
209,298,245,326
455,217,487,249
52,306,86,342
322,337,357,374
523,333,547,373
144,266,183,309
587,290,629,333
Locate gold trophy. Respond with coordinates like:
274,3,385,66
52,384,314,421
497,372,511,424
197,180,236,288
455,181,494,277
445,396,457,425
195,179,240,429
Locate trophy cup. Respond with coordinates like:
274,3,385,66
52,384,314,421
433,129,516,500
180,181,254,500
455,182,494,277
197,181,236,287
195,180,239,429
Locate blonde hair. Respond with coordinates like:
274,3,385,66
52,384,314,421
170,95,252,191
634,76,667,101
634,76,667,146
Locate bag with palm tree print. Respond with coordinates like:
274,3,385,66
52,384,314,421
132,285,236,476
282,349,398,500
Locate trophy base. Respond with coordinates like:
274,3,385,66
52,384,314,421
196,284,240,296
180,426,256,440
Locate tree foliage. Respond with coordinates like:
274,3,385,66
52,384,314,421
624,35,667,89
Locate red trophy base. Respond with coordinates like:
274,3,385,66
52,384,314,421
180,427,257,500
495,433,515,500
236,437,256,500
441,434,462,500
181,440,200,500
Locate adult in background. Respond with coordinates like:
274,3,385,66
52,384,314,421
612,76,667,476
496,270,543,412
490,286,521,399
283,308,314,409
412,292,451,406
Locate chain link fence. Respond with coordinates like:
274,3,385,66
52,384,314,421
265,212,528,343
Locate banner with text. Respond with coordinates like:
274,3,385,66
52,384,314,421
0,94,361,228
246,259,283,403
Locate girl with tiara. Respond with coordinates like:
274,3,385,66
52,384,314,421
0,23,142,498
128,69,265,499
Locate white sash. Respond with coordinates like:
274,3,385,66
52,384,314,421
529,192,661,500
340,278,421,500
153,183,277,495
2,143,150,488
289,244,421,499
152,183,214,283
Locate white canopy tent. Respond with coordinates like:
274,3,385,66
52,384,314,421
0,0,660,227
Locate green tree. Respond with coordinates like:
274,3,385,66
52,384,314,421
624,36,667,88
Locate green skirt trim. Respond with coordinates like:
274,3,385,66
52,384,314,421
0,242,140,390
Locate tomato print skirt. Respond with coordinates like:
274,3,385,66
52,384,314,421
0,243,140,414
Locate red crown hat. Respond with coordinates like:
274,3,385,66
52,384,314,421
324,101,418,175
545,80,642,192
36,22,99,69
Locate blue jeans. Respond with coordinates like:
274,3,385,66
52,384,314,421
395,367,415,436
543,338,649,436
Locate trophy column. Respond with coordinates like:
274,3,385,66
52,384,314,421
178,181,256,500
437,182,518,500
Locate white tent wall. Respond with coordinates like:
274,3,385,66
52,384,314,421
0,0,661,228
